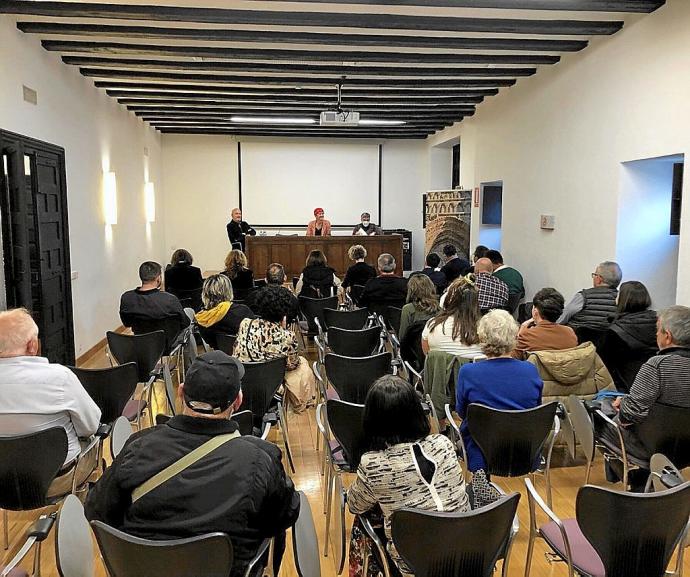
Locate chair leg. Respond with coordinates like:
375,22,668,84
3,509,8,550
277,403,295,474
523,528,536,577
584,459,592,485
324,470,335,557
32,540,42,577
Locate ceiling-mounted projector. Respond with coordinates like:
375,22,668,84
320,110,360,126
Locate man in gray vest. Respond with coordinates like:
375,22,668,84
558,261,621,330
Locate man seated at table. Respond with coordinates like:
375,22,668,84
359,253,408,315
352,212,382,236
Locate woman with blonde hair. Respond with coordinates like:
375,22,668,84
342,244,376,291
421,275,482,357
456,309,543,472
222,249,254,300
398,273,440,342
195,274,255,348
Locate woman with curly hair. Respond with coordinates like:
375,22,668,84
195,274,256,348
342,244,376,290
421,276,483,357
456,309,543,472
222,249,254,300
234,286,314,411
398,273,440,343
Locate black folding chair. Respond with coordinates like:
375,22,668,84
298,296,339,342
215,333,237,355
390,493,521,577
383,306,403,335
292,492,321,577
327,326,381,358
172,287,203,312
91,522,235,577
324,352,392,404
323,307,369,331
237,357,294,472
350,285,366,307
129,317,185,355
525,478,690,577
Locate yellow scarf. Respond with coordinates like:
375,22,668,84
195,302,231,327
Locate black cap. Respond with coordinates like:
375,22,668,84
183,351,244,415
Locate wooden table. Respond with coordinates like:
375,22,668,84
245,235,403,280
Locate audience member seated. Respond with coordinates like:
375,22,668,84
222,249,255,301
421,277,482,357
246,263,299,322
164,249,203,304
359,253,408,315
295,250,341,298
398,274,440,343
456,310,543,473
419,252,448,295
119,261,190,334
558,260,621,332
596,306,690,476
440,244,471,284
515,287,578,360
342,245,377,292
85,351,300,577
0,308,101,491
597,281,658,393
468,244,490,274
486,249,525,310
347,375,469,577
195,274,256,348
234,286,314,413
473,258,509,314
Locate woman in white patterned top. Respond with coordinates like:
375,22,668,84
347,375,469,576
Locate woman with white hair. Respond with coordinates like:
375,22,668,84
455,309,543,473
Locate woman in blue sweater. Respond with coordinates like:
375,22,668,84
456,309,543,472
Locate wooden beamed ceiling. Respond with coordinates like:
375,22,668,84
3,0,664,139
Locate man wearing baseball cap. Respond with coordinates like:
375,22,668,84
85,351,299,577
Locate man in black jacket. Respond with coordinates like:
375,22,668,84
359,253,408,315
440,244,471,283
227,208,256,251
85,351,300,577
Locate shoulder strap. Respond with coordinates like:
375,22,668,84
131,430,241,503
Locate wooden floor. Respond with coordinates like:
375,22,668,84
3,343,688,577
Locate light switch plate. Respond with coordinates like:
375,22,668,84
540,214,556,230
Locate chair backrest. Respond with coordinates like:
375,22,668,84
466,402,558,477
129,317,183,354
292,492,321,577
384,306,403,335
567,395,594,460
325,399,367,471
577,482,690,577
574,326,608,349
367,298,405,319
327,326,380,358
215,333,237,355
91,522,233,577
107,331,166,382
0,428,68,510
173,287,203,312
391,493,521,577
299,296,339,334
238,357,288,427
254,279,267,289
56,494,94,577
110,416,133,460
232,410,254,436
69,363,138,424
350,284,366,306
323,307,368,330
399,320,427,373
324,352,392,404
637,403,690,469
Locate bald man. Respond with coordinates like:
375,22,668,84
474,257,509,314
0,308,101,466
226,208,256,251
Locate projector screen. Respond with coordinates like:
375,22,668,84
239,141,381,227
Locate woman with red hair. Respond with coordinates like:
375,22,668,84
306,207,331,236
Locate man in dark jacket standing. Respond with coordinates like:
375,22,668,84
227,208,256,251
85,351,300,577
440,244,471,284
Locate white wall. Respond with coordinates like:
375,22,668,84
162,136,429,273
616,156,680,309
0,16,165,356
428,0,690,305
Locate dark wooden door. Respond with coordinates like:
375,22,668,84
0,131,75,365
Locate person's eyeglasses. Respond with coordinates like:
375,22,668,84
591,272,602,279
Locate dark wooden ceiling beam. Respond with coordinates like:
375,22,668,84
111,93,486,105
272,0,664,12
63,56,538,77
136,110,464,120
158,129,430,138
151,123,440,132
34,30,587,52
129,106,474,115
95,82,499,97
114,97,483,107
80,68,518,88
1,2,624,35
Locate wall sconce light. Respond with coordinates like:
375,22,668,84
103,171,117,225
144,181,156,223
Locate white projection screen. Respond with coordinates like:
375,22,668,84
239,141,381,227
